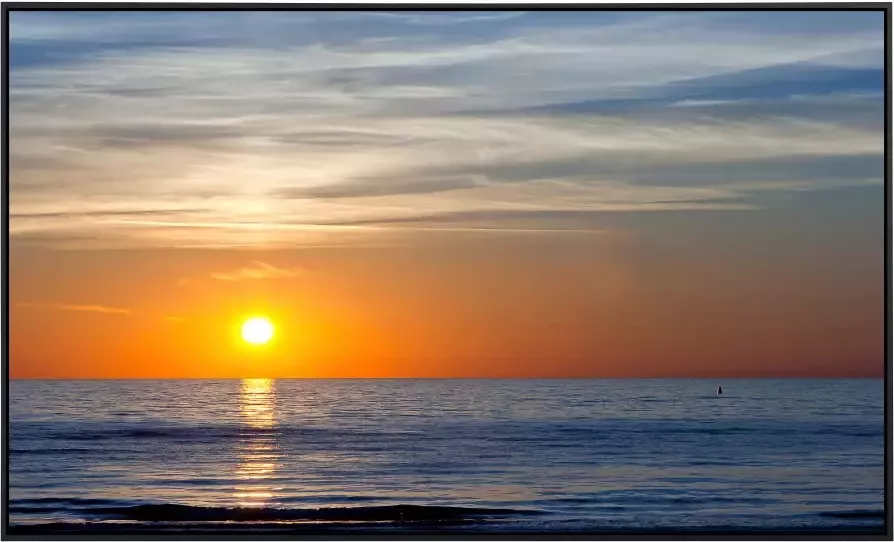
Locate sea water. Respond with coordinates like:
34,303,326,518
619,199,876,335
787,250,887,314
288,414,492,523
7,379,885,533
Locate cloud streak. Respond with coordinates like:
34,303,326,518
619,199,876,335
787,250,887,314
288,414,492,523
7,11,884,249
210,261,304,281
18,302,132,315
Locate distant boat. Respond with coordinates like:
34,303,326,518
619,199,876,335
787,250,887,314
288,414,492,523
717,386,723,395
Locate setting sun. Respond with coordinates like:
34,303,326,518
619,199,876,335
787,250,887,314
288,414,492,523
241,317,274,345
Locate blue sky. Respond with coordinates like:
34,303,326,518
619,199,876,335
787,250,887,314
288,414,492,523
8,9,884,249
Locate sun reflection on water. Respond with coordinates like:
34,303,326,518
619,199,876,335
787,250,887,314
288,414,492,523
235,378,280,507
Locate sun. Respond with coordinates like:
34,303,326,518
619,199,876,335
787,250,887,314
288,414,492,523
241,317,275,345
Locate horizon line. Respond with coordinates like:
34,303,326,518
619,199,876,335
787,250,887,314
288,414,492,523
8,376,884,381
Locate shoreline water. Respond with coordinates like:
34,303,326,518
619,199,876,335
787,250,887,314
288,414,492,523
9,522,887,536
9,379,884,535
7,501,886,535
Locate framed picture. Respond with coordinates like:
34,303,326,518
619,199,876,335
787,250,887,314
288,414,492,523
4,3,889,539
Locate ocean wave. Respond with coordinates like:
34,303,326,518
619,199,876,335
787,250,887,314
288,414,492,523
547,495,773,506
11,447,96,455
7,519,887,535
42,424,393,443
86,503,544,522
23,419,882,444
16,497,123,506
818,510,885,520
545,423,881,438
10,506,83,515
277,495,382,504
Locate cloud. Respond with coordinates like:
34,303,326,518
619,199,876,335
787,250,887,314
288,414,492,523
210,261,304,281
7,11,884,249
10,208,207,220
18,302,132,315
364,11,528,26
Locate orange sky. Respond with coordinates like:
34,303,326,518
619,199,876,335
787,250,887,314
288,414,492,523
8,11,885,379
9,210,884,378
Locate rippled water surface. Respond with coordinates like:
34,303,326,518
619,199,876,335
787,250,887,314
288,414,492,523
8,379,885,533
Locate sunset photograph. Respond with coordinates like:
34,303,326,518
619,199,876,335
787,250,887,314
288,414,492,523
4,5,888,537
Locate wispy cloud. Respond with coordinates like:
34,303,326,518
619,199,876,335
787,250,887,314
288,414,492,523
210,261,304,281
7,11,884,249
18,302,132,315
363,11,527,26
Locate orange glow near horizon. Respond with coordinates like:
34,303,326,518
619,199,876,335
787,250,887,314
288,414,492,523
7,238,885,379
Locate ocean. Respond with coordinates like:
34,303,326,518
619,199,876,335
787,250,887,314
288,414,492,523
6,378,886,534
